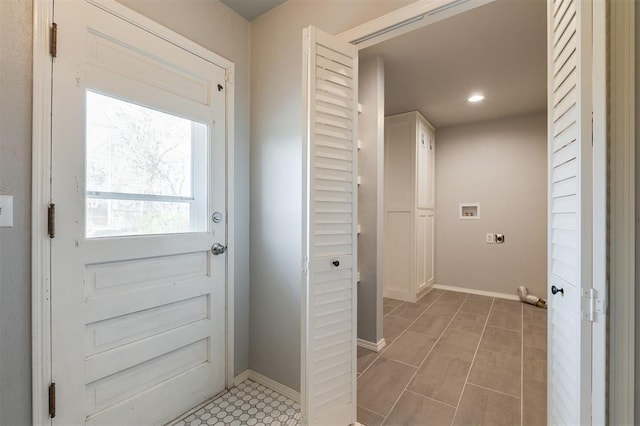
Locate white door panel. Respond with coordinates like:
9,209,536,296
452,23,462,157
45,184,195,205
302,26,358,426
51,1,227,424
547,0,593,423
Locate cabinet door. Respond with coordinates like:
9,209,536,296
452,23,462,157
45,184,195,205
417,125,429,209
417,210,435,293
417,122,435,209
425,211,435,285
425,127,436,209
416,212,428,292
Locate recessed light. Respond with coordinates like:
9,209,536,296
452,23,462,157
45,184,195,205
468,94,484,103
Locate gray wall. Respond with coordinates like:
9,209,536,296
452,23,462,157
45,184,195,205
249,0,413,391
0,0,33,424
434,112,547,297
118,0,252,378
357,57,385,344
635,0,640,422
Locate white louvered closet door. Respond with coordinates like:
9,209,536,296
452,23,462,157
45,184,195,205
302,26,358,426
547,0,594,424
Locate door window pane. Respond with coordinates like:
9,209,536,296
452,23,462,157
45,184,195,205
86,91,207,237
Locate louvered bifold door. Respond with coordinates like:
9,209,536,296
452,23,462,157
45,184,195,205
547,0,593,424
302,26,358,426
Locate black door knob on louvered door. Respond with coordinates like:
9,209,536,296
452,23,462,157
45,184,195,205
551,285,564,295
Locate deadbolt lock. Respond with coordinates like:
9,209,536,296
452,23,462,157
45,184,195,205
212,211,224,224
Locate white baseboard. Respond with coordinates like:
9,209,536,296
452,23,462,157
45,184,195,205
433,284,519,301
382,288,413,302
234,369,300,403
233,369,250,386
417,283,434,298
357,338,386,352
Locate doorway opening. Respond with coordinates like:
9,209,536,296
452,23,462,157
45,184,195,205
353,1,548,423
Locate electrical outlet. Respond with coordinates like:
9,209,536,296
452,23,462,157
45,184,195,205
0,195,14,227
495,234,505,244
486,233,494,244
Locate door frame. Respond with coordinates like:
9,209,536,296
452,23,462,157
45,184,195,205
323,0,614,423
31,1,236,424
607,0,636,424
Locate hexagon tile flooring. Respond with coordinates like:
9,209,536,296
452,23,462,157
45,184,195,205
168,379,301,426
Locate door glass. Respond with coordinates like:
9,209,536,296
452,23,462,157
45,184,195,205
85,91,207,238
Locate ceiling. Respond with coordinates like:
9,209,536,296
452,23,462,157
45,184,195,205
220,0,287,21
361,0,547,128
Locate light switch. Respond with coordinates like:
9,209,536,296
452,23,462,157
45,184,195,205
0,195,14,227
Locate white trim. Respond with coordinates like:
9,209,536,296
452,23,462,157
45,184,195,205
31,1,236,424
608,0,635,424
86,0,233,69
300,27,311,425
591,0,608,424
433,284,520,301
357,338,386,353
31,0,54,424
234,370,301,403
225,61,236,389
383,288,414,303
232,369,250,387
337,0,496,49
374,57,386,350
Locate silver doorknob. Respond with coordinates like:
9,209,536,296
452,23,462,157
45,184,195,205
211,243,226,255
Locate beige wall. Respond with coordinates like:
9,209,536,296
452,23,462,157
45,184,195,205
0,0,33,423
249,0,413,390
434,112,547,297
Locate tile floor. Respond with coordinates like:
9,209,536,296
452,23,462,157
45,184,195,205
168,379,301,426
357,288,547,426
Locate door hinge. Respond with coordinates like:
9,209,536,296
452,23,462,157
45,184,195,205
224,69,233,84
50,23,58,58
583,287,606,322
302,256,309,275
48,383,56,418
47,203,56,238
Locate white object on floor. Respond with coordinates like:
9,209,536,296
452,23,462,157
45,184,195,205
517,285,547,308
168,379,301,426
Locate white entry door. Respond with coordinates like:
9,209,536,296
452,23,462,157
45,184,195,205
50,1,227,424
302,26,358,426
547,0,603,423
